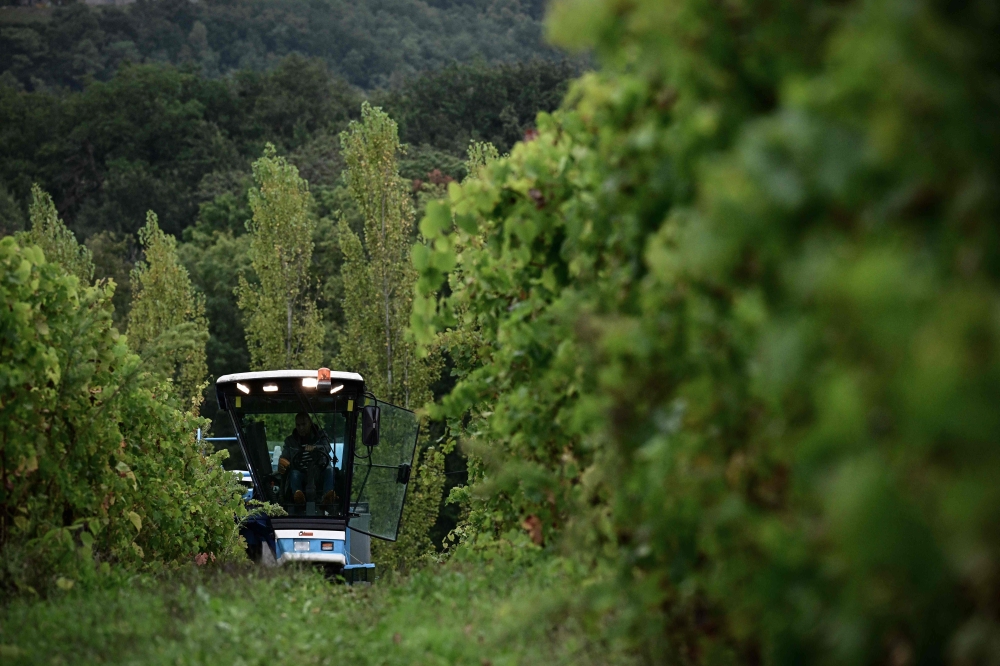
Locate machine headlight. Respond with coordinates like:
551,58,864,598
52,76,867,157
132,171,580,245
293,540,310,552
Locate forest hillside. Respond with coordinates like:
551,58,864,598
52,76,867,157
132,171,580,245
1,0,556,90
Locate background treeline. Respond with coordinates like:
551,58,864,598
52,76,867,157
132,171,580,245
0,55,574,399
0,0,555,91
0,56,574,239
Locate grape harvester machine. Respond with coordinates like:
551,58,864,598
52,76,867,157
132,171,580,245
204,368,418,583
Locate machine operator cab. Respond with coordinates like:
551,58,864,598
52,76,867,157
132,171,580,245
215,368,418,583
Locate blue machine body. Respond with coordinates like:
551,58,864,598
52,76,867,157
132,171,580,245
203,369,419,585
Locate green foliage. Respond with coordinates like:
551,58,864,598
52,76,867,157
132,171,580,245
339,103,432,406
45,64,239,239
22,184,93,284
414,0,1000,660
464,140,501,182
128,211,209,410
238,145,324,370
339,103,444,570
242,499,288,520
399,144,466,184
0,181,24,238
178,225,253,432
377,59,578,155
0,236,243,596
84,231,135,331
181,203,255,349
0,57,574,247
0,0,556,91
0,58,362,239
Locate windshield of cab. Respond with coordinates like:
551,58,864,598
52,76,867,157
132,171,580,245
230,392,353,518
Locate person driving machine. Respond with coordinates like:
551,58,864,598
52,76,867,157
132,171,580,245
278,412,338,506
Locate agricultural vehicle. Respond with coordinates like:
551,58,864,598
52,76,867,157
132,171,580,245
203,368,418,583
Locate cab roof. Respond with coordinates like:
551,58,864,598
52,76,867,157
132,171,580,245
215,370,364,384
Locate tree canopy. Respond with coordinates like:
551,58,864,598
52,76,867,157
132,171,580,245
338,102,445,569
0,57,573,242
22,183,93,285
237,145,323,370
0,0,558,91
127,211,208,409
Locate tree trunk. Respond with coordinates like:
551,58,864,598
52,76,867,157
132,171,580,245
286,297,293,369
380,185,393,394
403,350,410,410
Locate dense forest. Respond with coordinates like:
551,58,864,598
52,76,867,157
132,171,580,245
3,0,999,663
0,55,574,393
0,0,554,90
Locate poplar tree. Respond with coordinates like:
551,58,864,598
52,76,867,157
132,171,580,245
127,211,209,409
24,184,94,284
237,144,323,370
464,140,500,181
339,103,443,569
338,102,436,406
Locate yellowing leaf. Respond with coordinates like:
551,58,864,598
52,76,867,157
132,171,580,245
18,455,38,475
127,511,142,533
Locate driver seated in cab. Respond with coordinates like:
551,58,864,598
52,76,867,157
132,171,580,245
278,412,338,506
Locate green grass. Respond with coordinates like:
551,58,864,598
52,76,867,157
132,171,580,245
0,553,634,665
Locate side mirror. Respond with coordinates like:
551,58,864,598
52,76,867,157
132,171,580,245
362,405,380,448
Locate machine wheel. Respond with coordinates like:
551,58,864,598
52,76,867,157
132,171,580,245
260,542,277,567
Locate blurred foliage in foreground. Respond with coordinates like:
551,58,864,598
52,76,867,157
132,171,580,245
414,0,1000,661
